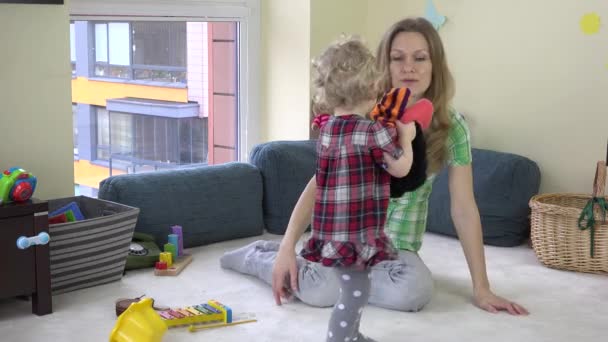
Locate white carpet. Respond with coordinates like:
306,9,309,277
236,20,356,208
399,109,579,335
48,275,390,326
0,232,606,342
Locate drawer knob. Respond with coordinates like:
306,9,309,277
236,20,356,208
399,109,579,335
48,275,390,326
16,232,50,250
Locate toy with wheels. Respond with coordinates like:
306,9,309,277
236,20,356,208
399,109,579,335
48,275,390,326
0,167,37,205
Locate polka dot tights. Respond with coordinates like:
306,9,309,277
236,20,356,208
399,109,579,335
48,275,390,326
326,268,376,342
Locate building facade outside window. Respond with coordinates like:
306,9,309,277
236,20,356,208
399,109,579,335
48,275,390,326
71,19,241,197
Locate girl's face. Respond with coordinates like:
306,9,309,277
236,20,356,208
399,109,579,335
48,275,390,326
389,32,433,104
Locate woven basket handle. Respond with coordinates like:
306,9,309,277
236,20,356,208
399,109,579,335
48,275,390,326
592,161,607,197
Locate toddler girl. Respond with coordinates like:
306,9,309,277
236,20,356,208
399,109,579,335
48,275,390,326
300,36,416,342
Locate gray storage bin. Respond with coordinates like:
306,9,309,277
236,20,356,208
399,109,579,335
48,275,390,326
48,196,139,294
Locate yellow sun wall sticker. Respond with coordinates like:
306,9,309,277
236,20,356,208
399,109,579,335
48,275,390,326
580,12,601,35
579,12,604,68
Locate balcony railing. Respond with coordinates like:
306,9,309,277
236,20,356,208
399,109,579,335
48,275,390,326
93,63,187,83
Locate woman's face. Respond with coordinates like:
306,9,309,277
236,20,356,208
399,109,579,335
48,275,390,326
389,31,432,103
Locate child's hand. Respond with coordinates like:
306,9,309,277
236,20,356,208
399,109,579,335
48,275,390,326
272,247,299,305
396,121,417,142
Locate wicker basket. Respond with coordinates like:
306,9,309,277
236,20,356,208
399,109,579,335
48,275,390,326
529,162,608,274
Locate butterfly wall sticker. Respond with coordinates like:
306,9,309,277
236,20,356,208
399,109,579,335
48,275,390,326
425,0,447,30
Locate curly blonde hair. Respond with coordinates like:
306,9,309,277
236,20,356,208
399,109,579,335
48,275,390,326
311,36,381,114
376,18,455,174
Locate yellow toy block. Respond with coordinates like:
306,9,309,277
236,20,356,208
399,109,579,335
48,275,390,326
159,252,172,267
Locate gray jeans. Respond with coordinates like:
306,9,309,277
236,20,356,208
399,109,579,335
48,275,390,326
296,251,434,311
222,241,434,312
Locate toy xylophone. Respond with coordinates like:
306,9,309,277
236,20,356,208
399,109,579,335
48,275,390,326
156,300,233,327
110,298,256,341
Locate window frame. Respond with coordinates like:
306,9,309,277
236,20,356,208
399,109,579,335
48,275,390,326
93,21,133,80
70,0,261,162
70,21,77,77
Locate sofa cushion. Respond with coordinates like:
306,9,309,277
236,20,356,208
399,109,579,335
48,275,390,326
426,148,541,246
250,140,317,234
98,162,264,247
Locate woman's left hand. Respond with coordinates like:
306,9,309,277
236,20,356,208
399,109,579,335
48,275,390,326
473,288,529,315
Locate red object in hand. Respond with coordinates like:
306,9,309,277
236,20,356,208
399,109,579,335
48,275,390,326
311,88,435,131
370,88,434,130
400,98,434,130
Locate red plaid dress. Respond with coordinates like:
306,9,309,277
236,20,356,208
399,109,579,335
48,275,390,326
300,114,401,269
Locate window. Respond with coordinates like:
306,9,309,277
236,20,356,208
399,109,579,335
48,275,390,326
72,104,78,156
113,113,207,166
92,21,188,83
95,106,207,169
70,0,260,197
94,22,131,79
95,106,110,160
132,22,187,83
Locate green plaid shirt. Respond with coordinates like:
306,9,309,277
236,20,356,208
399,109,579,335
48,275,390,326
385,109,472,252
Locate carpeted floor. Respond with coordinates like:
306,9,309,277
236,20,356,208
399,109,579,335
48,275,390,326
0,232,606,342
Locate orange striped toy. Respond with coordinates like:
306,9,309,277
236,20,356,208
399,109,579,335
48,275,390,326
370,87,433,130
311,87,433,131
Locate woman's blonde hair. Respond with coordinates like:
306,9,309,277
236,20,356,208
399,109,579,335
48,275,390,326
376,17,455,174
311,36,380,114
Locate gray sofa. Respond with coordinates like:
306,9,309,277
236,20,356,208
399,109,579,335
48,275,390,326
98,140,540,249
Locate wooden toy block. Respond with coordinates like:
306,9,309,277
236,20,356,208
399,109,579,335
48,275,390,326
154,253,193,276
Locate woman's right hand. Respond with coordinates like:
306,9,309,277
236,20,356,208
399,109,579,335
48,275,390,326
272,246,299,305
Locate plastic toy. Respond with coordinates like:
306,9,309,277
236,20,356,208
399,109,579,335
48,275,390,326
154,231,193,276
109,298,256,341
49,213,69,225
370,87,434,130
16,232,50,250
159,299,257,332
0,167,37,205
312,88,434,131
125,232,162,271
164,242,177,260
157,299,232,327
171,225,184,256
187,313,257,332
49,201,85,221
399,98,434,130
50,210,77,223
159,252,173,267
154,253,193,276
109,298,167,342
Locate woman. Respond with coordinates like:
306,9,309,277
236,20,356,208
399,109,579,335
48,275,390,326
221,17,529,315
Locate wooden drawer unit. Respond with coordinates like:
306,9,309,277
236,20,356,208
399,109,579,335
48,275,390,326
0,199,52,315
